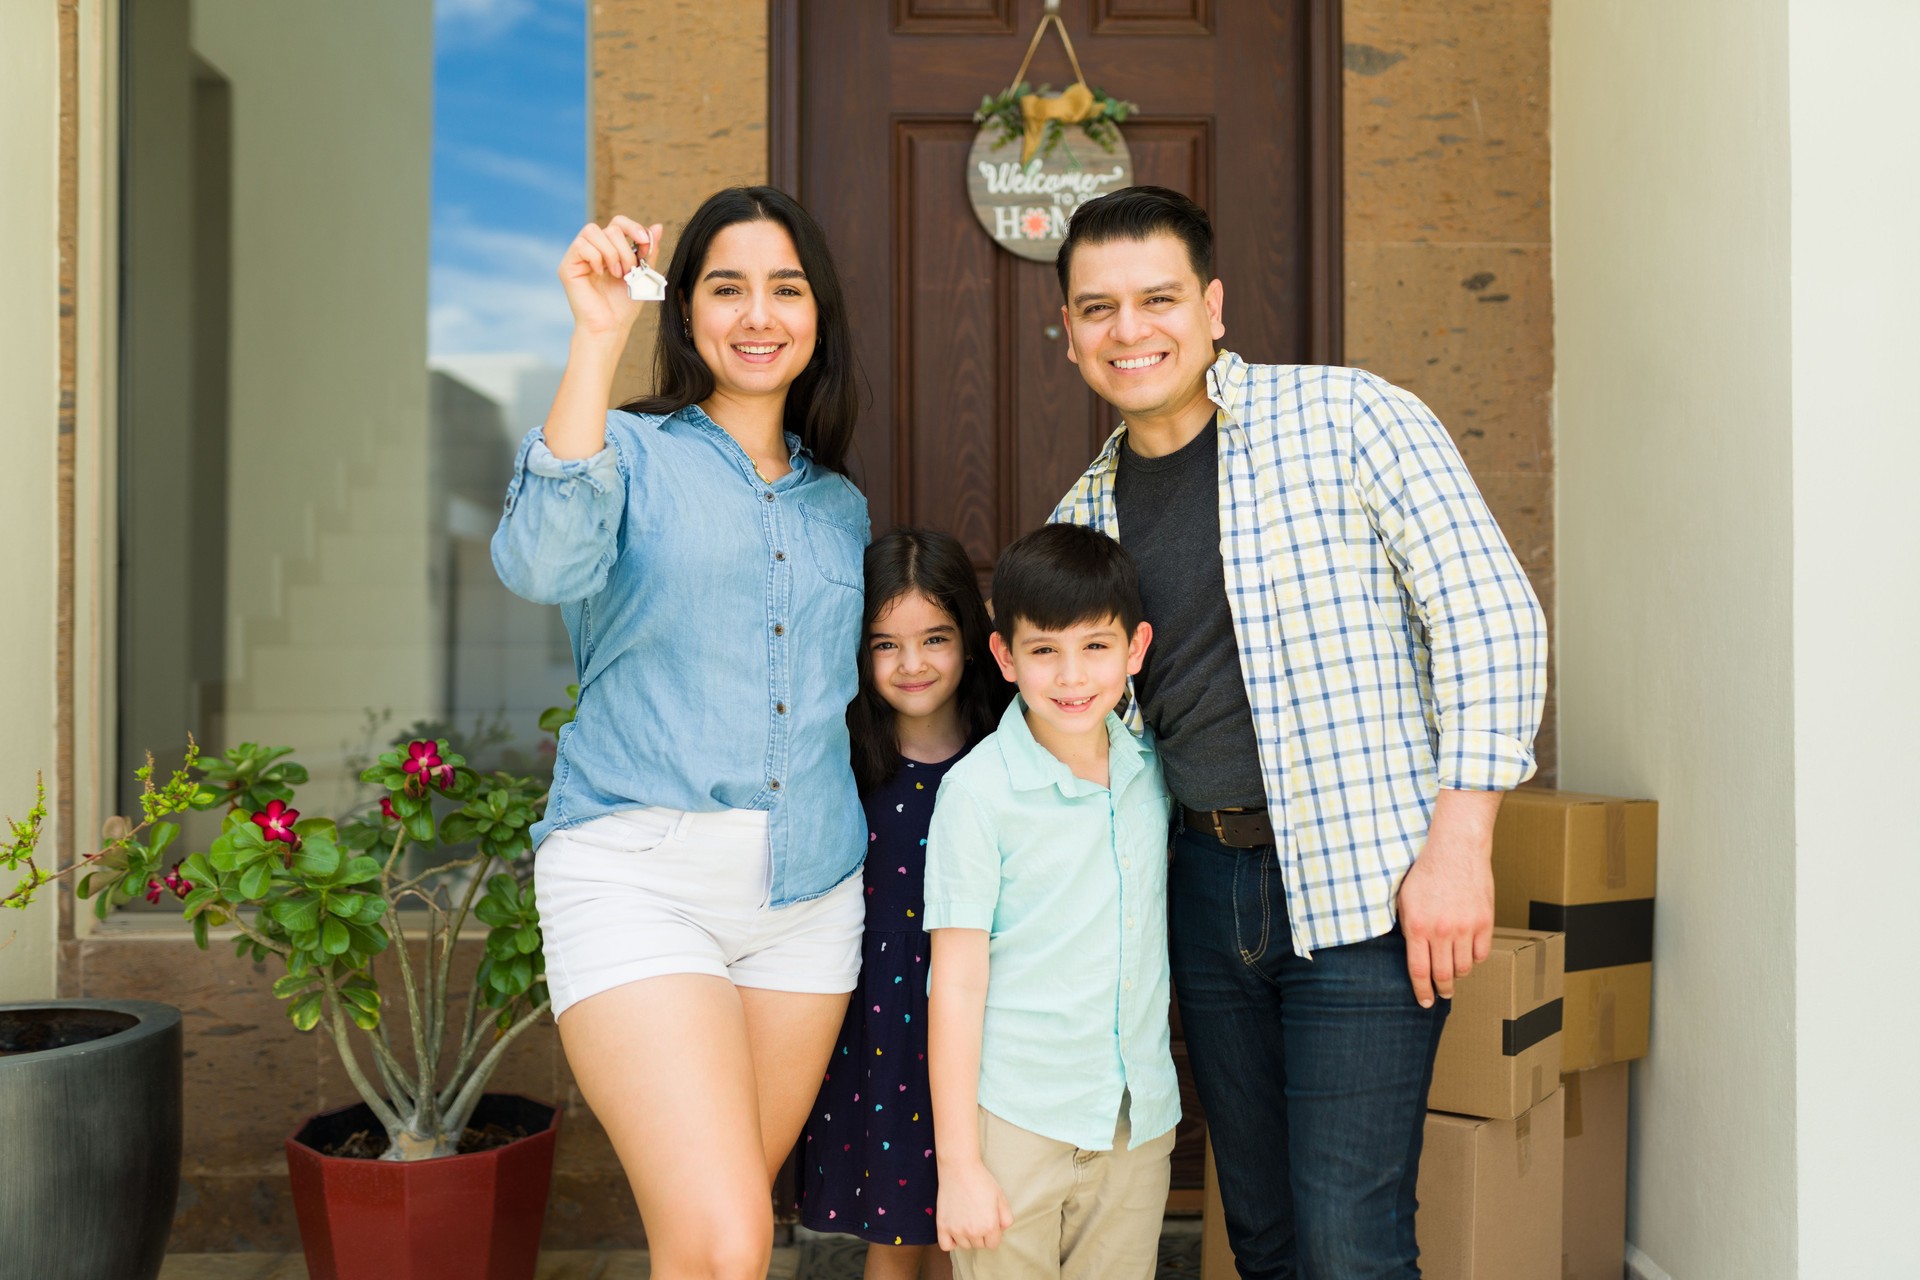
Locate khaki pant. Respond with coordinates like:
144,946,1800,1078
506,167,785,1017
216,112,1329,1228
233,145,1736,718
952,1102,1176,1280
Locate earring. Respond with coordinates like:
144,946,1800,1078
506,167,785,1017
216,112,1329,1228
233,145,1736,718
682,318,691,338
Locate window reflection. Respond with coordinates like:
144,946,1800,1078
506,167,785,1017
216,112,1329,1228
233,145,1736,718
116,0,585,872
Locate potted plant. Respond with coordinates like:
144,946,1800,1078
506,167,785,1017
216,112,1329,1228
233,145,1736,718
2,693,572,1280
0,999,182,1280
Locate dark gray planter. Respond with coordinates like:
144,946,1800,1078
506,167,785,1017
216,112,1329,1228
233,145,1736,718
0,1000,183,1280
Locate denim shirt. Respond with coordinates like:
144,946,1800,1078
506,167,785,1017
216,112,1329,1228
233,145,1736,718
490,404,870,907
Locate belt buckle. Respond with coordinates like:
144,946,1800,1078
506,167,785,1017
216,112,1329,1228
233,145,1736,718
1210,810,1228,843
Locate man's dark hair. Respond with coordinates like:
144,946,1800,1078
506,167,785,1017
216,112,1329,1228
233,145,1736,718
991,523,1144,643
1054,185,1215,299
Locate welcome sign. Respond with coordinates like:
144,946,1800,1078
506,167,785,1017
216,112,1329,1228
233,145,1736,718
967,127,1133,263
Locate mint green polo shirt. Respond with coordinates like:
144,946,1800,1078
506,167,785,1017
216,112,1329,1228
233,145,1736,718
923,696,1179,1152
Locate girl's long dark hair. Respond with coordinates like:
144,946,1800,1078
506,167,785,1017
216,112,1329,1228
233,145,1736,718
620,186,860,474
849,529,1012,794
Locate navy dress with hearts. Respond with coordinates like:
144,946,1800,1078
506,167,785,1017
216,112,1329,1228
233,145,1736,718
797,750,962,1246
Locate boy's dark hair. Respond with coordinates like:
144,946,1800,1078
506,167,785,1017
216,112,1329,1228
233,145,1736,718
848,528,1013,793
991,523,1144,643
1054,185,1215,299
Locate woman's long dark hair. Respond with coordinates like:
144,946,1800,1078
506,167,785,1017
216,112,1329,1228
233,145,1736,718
849,529,1012,794
620,186,860,474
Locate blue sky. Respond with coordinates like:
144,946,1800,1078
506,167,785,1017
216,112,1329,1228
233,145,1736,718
428,0,586,364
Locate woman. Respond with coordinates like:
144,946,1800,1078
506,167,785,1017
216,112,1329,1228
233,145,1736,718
491,187,868,1278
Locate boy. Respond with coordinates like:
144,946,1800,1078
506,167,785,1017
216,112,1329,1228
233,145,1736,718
923,522,1177,1280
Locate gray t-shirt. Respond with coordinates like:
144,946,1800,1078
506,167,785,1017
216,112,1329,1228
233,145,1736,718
1113,421,1268,811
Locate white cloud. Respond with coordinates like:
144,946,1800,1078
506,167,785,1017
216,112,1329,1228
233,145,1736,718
430,218,574,364
435,0,537,42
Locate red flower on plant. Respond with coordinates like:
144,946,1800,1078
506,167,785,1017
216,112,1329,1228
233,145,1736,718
402,740,449,795
144,878,166,905
252,799,300,845
380,796,399,822
163,862,192,898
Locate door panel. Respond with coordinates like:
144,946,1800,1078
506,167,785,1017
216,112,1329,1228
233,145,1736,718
775,0,1339,1202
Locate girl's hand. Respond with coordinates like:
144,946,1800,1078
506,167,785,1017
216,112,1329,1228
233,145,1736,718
559,215,665,339
935,1159,1013,1252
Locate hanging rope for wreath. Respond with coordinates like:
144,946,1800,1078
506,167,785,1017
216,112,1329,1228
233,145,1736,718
966,12,1137,261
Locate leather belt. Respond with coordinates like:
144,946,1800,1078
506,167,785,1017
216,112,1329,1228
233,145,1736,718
1182,805,1275,849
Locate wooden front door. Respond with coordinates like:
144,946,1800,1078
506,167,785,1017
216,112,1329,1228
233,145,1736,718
772,0,1341,1207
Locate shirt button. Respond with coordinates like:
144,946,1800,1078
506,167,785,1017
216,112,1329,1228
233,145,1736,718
774,624,785,636
1123,979,1134,992
1122,858,1131,869
769,779,781,791
763,491,775,502
1127,916,1135,928
775,702,788,715
775,551,786,561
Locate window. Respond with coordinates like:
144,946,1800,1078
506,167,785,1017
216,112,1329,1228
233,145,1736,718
116,0,586,862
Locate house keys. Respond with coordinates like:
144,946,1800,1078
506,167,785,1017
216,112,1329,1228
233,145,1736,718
624,261,667,302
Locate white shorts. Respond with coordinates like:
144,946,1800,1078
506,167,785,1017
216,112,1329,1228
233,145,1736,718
534,806,865,1019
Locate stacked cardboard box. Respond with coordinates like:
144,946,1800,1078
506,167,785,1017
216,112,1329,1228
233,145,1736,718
1492,789,1658,1071
1560,1062,1630,1280
1426,929,1565,1120
1203,789,1654,1280
1417,927,1566,1279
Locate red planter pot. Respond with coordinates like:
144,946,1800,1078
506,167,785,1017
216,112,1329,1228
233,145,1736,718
285,1093,563,1280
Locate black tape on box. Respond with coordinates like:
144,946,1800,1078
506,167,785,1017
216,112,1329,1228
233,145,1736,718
1528,899,1655,971
1502,997,1564,1056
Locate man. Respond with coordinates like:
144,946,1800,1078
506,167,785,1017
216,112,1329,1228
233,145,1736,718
1048,186,1546,1278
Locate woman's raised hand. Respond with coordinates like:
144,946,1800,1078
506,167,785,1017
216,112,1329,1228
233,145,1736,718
559,215,666,338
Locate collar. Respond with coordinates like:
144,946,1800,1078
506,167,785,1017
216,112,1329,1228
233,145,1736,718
674,403,811,486
1086,349,1248,476
995,695,1148,799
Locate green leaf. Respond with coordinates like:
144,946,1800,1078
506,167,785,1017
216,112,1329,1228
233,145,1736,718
403,806,436,845
272,894,322,934
337,984,380,1016
514,923,541,955
355,897,388,923
291,835,342,881
238,862,273,901
474,894,514,928
287,991,323,1032
193,912,209,949
149,822,181,858
321,917,351,956
273,971,317,999
338,855,383,885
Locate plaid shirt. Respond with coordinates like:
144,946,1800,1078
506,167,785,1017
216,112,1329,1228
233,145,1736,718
1051,351,1546,956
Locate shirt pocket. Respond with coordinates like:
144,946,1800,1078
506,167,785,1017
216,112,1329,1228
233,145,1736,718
798,501,865,591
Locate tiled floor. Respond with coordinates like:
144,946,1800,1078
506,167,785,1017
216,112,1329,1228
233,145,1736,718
159,1218,1203,1279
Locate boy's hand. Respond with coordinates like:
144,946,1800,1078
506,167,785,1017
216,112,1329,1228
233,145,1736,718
936,1159,1013,1252
1397,788,1502,1007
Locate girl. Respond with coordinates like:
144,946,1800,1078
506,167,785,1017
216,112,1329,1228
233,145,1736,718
492,187,867,1279
799,529,1011,1280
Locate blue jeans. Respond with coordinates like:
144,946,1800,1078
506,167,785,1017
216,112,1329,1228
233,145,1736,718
1170,825,1448,1279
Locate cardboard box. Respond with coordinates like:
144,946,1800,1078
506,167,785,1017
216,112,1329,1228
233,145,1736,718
1428,929,1564,1119
1561,1063,1629,1280
1417,1089,1565,1280
1492,789,1658,1070
1201,1137,1233,1280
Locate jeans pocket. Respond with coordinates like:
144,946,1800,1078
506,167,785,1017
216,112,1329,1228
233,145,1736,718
1232,851,1275,965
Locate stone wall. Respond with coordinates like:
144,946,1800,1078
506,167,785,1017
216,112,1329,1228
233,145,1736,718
1343,0,1557,778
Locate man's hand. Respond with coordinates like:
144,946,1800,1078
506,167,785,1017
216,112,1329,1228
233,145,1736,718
936,1157,1013,1252
1396,789,1503,1007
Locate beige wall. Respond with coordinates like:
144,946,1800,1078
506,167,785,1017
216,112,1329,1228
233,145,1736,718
0,0,61,1002
1787,0,1920,1268
1554,3,1798,1276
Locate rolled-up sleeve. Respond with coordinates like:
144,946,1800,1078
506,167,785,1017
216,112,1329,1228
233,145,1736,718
922,780,1002,933
490,421,626,606
1349,375,1547,791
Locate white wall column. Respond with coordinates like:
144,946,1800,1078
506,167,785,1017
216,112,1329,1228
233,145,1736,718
0,0,62,1002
